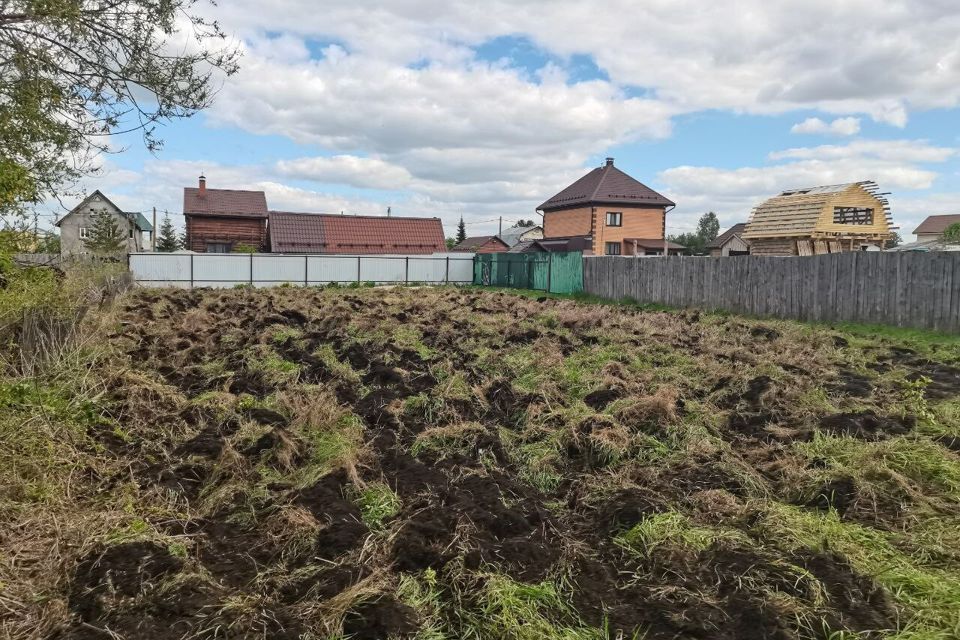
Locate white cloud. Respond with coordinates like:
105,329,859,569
769,139,956,164
206,0,960,120
276,155,413,190
791,117,861,136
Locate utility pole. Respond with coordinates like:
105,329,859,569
499,216,502,235
152,207,157,251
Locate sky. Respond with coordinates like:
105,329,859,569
48,0,960,241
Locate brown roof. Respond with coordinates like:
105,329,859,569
538,158,674,211
914,214,960,235
627,238,686,250
184,187,268,218
268,212,446,254
529,235,594,252
706,223,747,249
450,236,509,252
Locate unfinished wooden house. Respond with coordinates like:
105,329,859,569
743,182,893,256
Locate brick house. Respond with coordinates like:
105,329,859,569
536,158,675,256
450,235,510,253
268,211,446,254
183,176,268,252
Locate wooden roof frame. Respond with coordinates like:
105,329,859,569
743,181,894,241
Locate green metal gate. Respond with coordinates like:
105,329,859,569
473,251,582,294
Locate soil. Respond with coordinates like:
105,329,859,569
45,287,959,640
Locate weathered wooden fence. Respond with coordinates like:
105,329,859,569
584,253,960,333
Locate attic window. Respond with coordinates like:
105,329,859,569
833,206,874,225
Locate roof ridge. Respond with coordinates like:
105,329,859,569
588,165,608,202
186,186,266,194
270,211,441,221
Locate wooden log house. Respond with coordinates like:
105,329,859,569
743,182,894,256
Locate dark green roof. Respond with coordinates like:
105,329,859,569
126,212,154,232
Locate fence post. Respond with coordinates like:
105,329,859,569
547,254,553,293
405,256,409,284
445,256,450,284
304,255,308,286
249,253,254,285
357,256,361,284
189,253,194,289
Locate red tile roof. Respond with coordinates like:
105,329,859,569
538,158,674,211
183,187,268,218
269,212,446,254
914,214,960,235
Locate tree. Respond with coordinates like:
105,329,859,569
155,212,181,252
445,237,456,250
668,212,722,255
456,216,466,244
943,223,960,245
83,210,127,254
884,232,902,249
512,219,536,228
0,1,240,218
35,231,59,254
696,212,720,243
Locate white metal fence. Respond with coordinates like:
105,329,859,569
129,252,476,288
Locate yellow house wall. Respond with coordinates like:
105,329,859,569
814,187,891,238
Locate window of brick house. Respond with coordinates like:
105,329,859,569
606,212,622,227
206,242,232,253
79,227,89,238
605,241,622,255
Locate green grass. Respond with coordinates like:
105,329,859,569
616,511,744,556
796,433,960,501
756,503,960,638
460,573,612,640
350,482,401,530
466,287,960,355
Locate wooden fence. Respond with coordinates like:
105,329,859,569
583,252,960,333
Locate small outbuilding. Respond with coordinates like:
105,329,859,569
450,235,510,253
743,182,894,256
706,223,749,257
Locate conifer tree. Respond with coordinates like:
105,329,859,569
156,213,182,252
83,210,127,254
456,216,467,244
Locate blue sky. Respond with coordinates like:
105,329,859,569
67,2,960,241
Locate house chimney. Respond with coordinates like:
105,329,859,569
605,157,614,167
198,174,206,196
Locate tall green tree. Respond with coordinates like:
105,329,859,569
456,216,466,244
696,212,720,243
668,212,722,255
885,231,902,249
155,212,182,252
512,219,536,228
0,1,240,219
83,210,127,254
